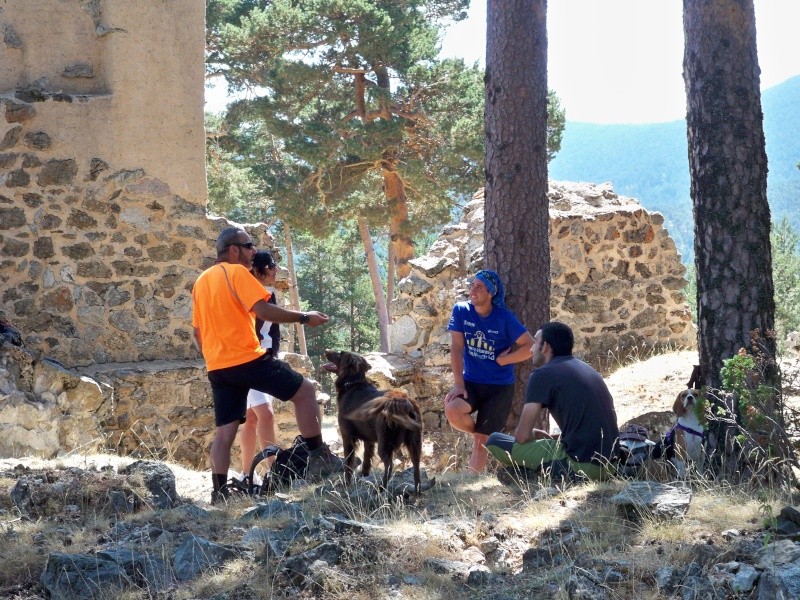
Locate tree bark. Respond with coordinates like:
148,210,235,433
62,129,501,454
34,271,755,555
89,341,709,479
683,0,776,390
387,238,396,319
383,159,414,280
283,224,307,355
485,0,550,431
358,217,391,352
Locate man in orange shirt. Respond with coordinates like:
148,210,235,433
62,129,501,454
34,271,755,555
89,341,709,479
193,226,340,503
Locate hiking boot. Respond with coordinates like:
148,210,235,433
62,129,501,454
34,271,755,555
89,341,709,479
305,443,344,480
210,486,230,506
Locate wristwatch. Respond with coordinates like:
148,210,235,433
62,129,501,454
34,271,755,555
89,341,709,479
299,312,309,324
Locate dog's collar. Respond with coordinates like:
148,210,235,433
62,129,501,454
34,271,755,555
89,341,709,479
670,422,706,439
338,376,366,390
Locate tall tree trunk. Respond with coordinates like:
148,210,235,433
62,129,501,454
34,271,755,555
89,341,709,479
283,224,307,355
358,217,391,352
485,0,550,432
383,159,414,280
387,238,396,317
683,0,776,391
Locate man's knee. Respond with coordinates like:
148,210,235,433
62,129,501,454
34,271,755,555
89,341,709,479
486,432,514,452
290,378,315,401
485,432,515,466
444,398,470,421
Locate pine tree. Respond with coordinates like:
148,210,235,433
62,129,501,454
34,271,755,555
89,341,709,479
485,0,550,430
208,0,483,279
292,226,381,386
683,0,776,390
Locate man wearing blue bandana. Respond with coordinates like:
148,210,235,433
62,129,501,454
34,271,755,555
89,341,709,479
444,270,535,472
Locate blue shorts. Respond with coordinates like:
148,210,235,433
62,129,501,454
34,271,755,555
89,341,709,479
464,380,515,435
208,354,303,427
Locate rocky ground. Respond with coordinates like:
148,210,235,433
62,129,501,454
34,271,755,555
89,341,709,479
2,348,800,599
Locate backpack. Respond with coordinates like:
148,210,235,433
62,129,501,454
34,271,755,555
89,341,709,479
617,424,657,477
250,436,310,493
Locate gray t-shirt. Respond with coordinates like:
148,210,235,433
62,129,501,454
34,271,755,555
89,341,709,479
525,355,619,463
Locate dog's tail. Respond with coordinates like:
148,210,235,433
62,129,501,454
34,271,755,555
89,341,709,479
349,390,422,431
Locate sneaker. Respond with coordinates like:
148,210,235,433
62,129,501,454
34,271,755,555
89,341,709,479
305,443,345,480
236,471,263,487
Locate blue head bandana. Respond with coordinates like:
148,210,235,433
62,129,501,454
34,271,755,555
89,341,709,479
473,269,506,308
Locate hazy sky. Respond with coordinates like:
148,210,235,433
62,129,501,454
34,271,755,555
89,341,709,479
206,1,800,124
442,0,800,124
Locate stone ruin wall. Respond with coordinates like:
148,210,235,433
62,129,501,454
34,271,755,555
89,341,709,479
0,1,696,469
382,183,696,433
0,0,276,468
0,0,221,367
0,180,697,467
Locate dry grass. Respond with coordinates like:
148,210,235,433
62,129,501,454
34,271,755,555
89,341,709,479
0,458,793,599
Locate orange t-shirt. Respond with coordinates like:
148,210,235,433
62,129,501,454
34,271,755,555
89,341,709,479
192,263,272,371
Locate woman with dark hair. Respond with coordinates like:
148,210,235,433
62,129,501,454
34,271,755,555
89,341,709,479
238,250,280,482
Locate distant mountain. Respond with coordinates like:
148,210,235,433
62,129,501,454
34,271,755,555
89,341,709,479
549,75,800,262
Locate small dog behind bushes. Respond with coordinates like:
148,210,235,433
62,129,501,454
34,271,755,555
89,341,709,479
666,388,707,477
323,349,422,492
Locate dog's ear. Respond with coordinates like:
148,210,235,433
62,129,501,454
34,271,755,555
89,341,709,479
341,352,358,376
673,391,687,416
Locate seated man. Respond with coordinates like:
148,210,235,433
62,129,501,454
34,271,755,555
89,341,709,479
486,322,619,482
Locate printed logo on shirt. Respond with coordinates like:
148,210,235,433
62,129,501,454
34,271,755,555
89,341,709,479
466,330,495,360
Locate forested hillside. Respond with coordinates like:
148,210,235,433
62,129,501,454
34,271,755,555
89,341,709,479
549,75,800,261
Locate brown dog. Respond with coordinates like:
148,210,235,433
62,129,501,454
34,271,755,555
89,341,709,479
322,349,422,492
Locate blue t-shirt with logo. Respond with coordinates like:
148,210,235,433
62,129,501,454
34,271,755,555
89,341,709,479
448,301,527,386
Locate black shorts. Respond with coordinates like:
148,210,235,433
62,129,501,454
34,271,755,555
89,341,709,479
207,354,304,427
464,380,515,435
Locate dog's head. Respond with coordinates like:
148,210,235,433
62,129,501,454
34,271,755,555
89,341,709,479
322,349,371,379
673,388,701,417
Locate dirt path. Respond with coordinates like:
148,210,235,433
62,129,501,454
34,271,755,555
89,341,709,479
605,349,699,425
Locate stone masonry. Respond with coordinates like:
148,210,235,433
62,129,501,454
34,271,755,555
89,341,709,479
0,0,223,367
0,181,696,467
385,183,695,417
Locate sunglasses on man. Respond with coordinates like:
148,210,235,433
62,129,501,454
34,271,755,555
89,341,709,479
228,241,256,250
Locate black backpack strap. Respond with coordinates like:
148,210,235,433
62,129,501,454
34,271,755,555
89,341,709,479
249,445,281,495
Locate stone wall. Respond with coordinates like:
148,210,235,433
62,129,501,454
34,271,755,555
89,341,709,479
0,0,225,367
0,335,318,467
0,0,310,468
0,181,696,467
387,182,696,409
